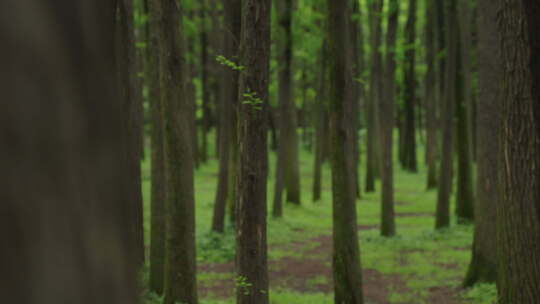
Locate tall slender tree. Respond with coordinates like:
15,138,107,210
435,0,458,229
200,0,211,163
150,0,198,302
425,0,438,190
463,0,500,286
350,0,362,199
327,0,364,302
235,0,272,303
454,0,475,223
365,0,384,193
497,0,540,302
401,0,418,172
226,0,243,226
275,0,301,206
212,0,242,232
0,1,138,302
146,0,167,292
312,44,329,203
117,0,145,269
379,0,399,237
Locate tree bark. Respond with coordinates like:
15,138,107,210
235,0,272,303
200,0,211,163
151,0,198,302
425,0,438,190
455,0,475,223
117,0,146,269
456,0,474,223
146,0,166,293
0,1,138,302
463,0,500,287
276,0,302,206
402,0,418,172
312,44,328,203
379,0,399,237
497,0,540,302
435,0,458,230
350,0,362,200
365,0,384,193
327,0,364,302
212,0,242,232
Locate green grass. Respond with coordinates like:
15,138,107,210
140,131,497,304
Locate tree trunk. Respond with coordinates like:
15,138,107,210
118,0,146,269
365,0,384,193
0,1,138,302
200,0,211,163
379,0,399,237
212,0,242,233
235,0,272,303
312,44,328,203
402,0,418,172
146,0,166,293
151,0,198,303
497,0,540,302
350,0,362,200
463,0,500,287
425,0,438,190
454,0,475,223
276,0,301,206
327,0,365,302
435,0,458,230
434,0,446,167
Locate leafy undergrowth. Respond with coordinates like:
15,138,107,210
140,135,497,304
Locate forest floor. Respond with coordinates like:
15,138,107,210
141,136,497,304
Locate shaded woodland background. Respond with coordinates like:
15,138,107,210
2,0,540,304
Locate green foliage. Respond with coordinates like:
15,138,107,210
242,89,264,111
235,276,253,296
215,55,245,71
197,231,236,264
463,284,498,304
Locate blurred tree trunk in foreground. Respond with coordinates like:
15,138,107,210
0,1,138,303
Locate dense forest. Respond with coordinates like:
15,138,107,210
3,0,540,304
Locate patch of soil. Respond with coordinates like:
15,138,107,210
198,226,463,304
428,286,464,304
199,229,410,303
199,255,409,304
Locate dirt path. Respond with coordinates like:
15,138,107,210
198,222,465,304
